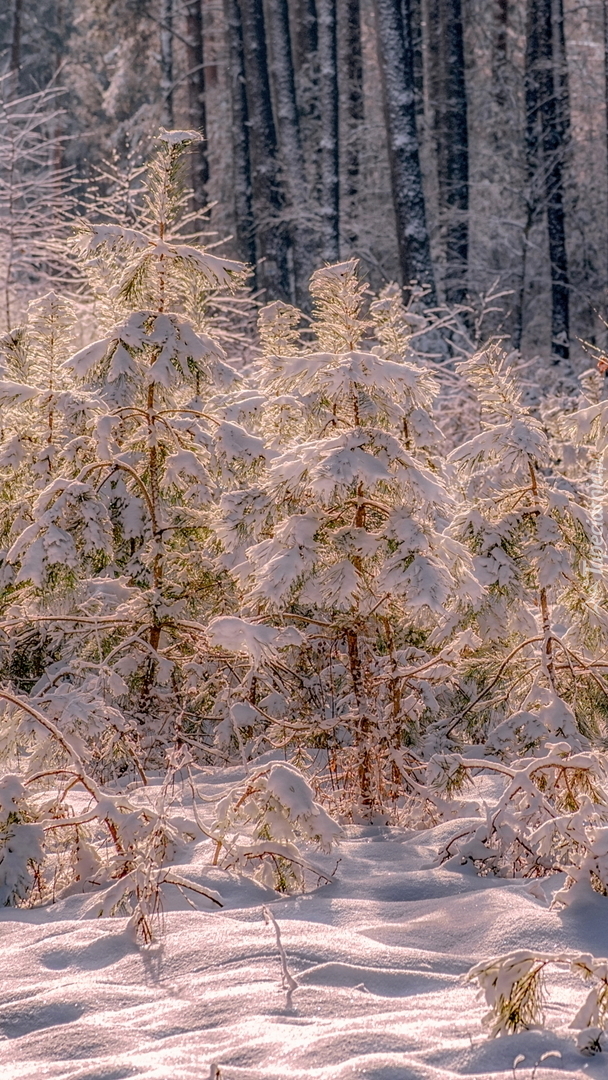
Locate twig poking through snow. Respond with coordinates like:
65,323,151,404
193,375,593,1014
263,905,299,1009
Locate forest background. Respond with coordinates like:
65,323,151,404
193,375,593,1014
1,0,606,361
7,0,608,1049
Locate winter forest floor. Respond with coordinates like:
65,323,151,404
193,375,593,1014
2,767,608,1080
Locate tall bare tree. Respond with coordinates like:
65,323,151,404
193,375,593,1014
604,0,608,317
340,0,363,247
523,0,570,359
265,0,317,302
409,0,424,119
293,0,318,68
374,0,436,298
159,0,174,129
224,0,255,268
184,0,208,211
239,0,290,298
9,0,22,78
317,0,339,261
429,0,468,304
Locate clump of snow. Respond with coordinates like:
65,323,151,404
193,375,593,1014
207,616,283,665
157,127,204,145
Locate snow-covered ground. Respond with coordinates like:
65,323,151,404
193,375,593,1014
2,804,608,1080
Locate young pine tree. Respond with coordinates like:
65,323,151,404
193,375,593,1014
215,261,482,818
444,345,601,750
0,131,251,755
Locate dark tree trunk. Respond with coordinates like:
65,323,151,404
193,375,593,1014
604,0,608,304
265,0,317,301
317,0,340,261
524,0,569,359
514,0,541,352
224,0,256,268
553,0,569,148
184,0,209,211
540,0,569,359
238,0,291,299
524,0,541,182
160,0,174,128
492,0,508,109
374,0,436,299
408,0,424,120
294,0,318,69
10,0,23,78
429,0,468,304
604,0,608,184
341,0,364,246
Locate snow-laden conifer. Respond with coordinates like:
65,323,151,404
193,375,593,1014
0,133,343,919
214,260,482,818
428,347,608,896
445,345,597,742
0,132,253,748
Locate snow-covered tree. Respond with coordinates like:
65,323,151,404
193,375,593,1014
442,345,601,750
424,348,608,898
0,130,250,754
212,259,482,818
0,132,347,916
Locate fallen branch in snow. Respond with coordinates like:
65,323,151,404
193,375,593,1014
263,905,299,1008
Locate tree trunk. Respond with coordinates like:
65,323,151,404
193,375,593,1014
10,0,23,78
224,0,256,268
238,0,290,299
492,0,508,110
546,0,569,359
408,0,424,120
341,0,364,247
514,0,541,352
604,0,608,191
553,0,569,148
317,0,340,262
159,0,174,129
374,0,436,299
265,0,317,302
294,0,318,69
526,0,570,360
429,0,468,304
524,0,541,176
346,628,375,816
184,0,209,212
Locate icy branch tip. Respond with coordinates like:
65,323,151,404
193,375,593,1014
157,128,204,146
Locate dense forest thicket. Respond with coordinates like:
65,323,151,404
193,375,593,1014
5,1,608,992
1,0,608,359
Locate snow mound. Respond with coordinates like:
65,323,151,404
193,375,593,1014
0,821,605,1079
